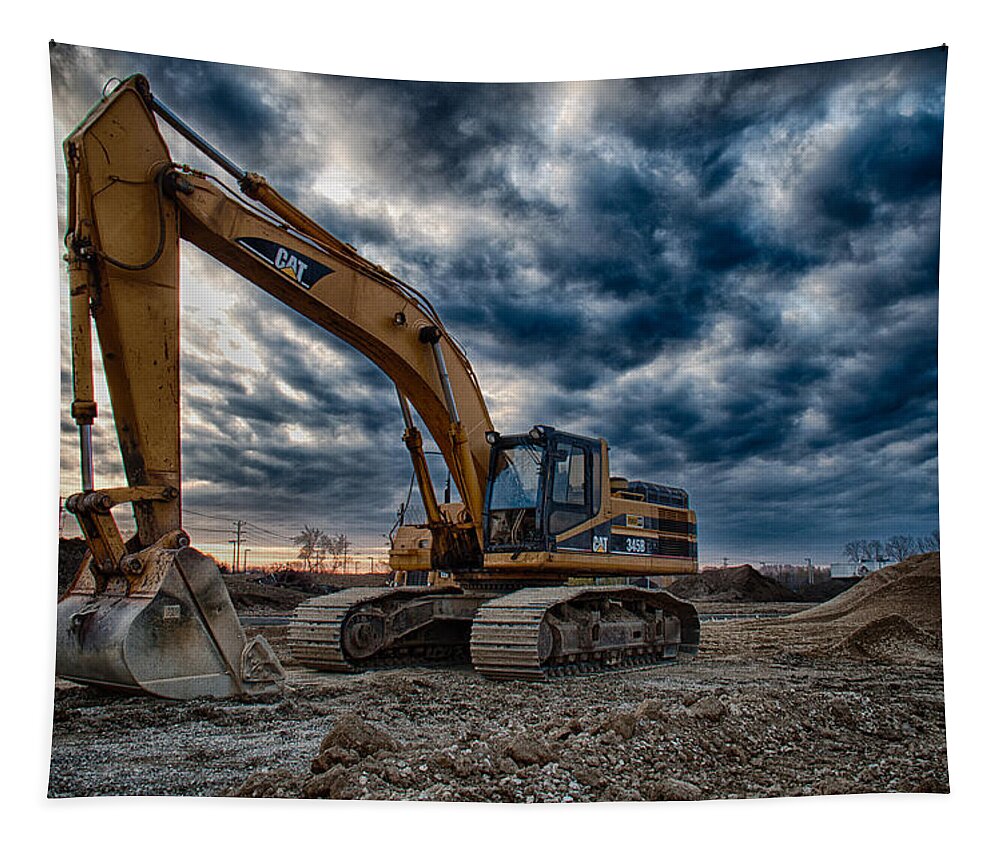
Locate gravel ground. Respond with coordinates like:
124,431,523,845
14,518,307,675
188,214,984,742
48,612,948,801
49,554,947,801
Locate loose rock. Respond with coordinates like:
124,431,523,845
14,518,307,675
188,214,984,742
303,766,354,799
643,777,704,801
687,695,727,722
503,732,555,766
320,713,399,757
311,744,360,774
229,769,302,798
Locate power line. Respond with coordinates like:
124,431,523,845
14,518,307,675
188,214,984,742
185,508,297,541
244,521,295,540
241,527,290,543
184,507,234,521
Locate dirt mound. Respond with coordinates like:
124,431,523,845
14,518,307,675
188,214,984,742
261,569,338,595
230,571,389,614
502,732,556,766
222,574,312,612
837,615,941,663
261,570,391,594
643,777,704,801
798,577,861,602
670,565,801,603
230,769,302,798
58,538,89,597
791,552,941,635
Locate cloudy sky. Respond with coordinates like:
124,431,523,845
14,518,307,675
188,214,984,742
50,43,945,568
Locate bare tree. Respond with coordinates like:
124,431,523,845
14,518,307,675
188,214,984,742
314,534,333,569
294,526,333,571
843,540,867,563
916,529,941,553
333,533,351,571
913,529,941,553
885,535,916,563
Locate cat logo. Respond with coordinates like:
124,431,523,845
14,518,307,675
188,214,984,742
592,535,608,554
274,247,309,283
235,236,333,290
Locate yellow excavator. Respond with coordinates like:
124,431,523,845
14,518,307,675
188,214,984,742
57,74,700,697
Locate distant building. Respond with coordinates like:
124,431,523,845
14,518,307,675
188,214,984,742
757,562,830,589
830,561,888,578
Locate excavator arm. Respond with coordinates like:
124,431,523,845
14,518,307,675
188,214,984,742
58,74,492,697
174,167,493,530
65,75,493,548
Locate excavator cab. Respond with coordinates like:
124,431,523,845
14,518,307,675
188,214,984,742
484,425,604,555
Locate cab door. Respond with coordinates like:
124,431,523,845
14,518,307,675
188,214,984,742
545,439,596,543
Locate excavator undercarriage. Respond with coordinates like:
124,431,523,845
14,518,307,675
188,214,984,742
290,585,699,681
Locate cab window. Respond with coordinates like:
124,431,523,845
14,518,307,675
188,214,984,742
552,444,587,505
548,442,592,535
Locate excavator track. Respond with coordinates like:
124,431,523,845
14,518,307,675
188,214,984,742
291,585,699,682
289,586,484,672
470,585,699,681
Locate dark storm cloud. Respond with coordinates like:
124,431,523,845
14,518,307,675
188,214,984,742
176,286,413,534
827,337,938,443
52,44,946,561
316,76,543,201
809,107,944,234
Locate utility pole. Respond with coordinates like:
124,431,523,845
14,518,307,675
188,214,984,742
805,557,814,585
232,520,246,573
243,548,251,572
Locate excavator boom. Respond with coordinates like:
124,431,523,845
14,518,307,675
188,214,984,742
58,74,494,697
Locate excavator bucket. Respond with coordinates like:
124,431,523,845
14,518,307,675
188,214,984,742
56,542,284,699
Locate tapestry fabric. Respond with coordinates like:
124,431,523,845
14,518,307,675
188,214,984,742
49,43,947,801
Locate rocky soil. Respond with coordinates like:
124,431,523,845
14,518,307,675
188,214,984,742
48,553,947,801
